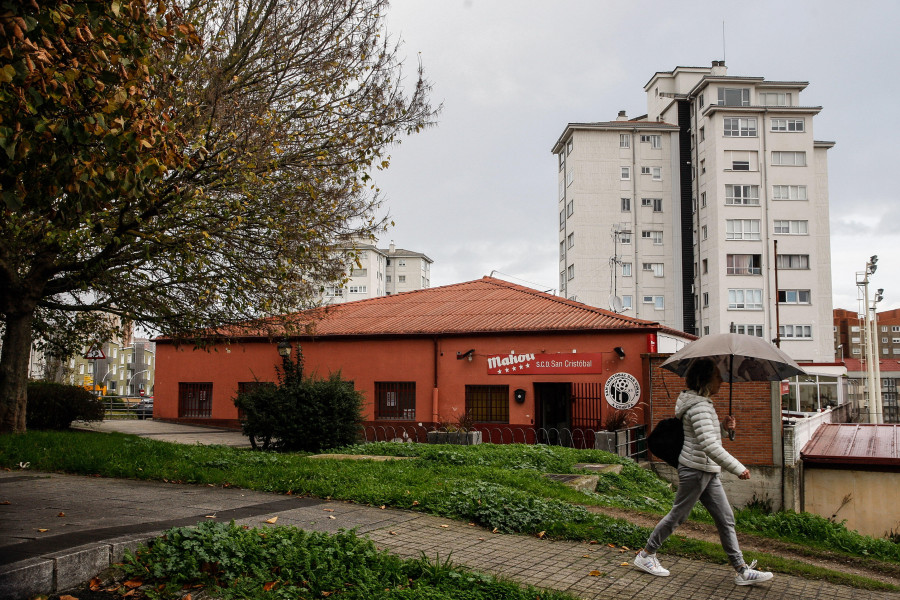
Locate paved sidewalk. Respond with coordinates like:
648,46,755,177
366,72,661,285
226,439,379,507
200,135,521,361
71,419,251,447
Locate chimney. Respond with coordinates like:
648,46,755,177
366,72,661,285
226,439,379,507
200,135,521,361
616,110,628,121
711,60,727,77
389,240,395,253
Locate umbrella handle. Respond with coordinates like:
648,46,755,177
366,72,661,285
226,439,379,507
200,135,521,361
728,429,735,441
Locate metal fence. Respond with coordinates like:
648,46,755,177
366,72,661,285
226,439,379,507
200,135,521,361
99,398,148,420
361,424,648,461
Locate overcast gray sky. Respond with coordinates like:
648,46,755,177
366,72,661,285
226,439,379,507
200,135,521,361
374,0,899,314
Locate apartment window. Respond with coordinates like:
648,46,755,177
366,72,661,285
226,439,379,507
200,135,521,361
771,118,805,132
780,325,813,339
643,295,665,310
641,166,651,175
465,385,508,423
726,219,761,240
894,326,900,333
772,151,806,166
398,260,406,266
728,288,763,310
619,231,632,244
772,185,807,200
386,275,392,283
559,209,565,230
652,166,661,180
723,117,757,137
699,93,705,107
700,159,705,174
559,178,565,200
558,151,565,170
726,150,758,171
350,268,367,277
567,232,574,249
852,348,861,355
734,324,764,337
725,184,760,206
732,161,749,171
702,259,708,274
759,92,792,106
851,325,861,332
893,338,900,344
699,126,705,142
774,220,808,235
567,139,574,154
622,295,633,309
567,200,574,216
641,198,663,211
620,134,630,148
851,336,861,343
718,87,750,106
701,225,708,240
727,254,762,275
621,197,631,212
559,241,565,260
621,167,631,180
567,264,574,280
776,254,809,269
642,230,663,245
778,289,811,304
622,262,632,277
324,286,344,297
702,292,709,307
178,382,212,418
643,263,664,277
641,134,662,148
349,285,369,292
700,192,707,207
375,381,416,420
566,169,574,187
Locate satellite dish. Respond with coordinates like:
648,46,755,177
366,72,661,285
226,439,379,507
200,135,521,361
608,295,624,313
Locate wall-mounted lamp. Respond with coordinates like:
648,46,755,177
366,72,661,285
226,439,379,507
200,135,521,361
614,347,626,359
457,349,475,362
277,340,292,357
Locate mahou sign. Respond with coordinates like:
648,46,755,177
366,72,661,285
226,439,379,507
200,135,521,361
486,352,604,375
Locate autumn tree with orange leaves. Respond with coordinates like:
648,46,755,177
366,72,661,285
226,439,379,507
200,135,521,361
0,0,436,433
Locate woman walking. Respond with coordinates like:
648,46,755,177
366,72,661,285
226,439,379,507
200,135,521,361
633,357,773,586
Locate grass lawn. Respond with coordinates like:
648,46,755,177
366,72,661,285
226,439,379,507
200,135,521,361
2,430,898,592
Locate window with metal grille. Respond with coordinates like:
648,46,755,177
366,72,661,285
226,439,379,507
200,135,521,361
179,382,212,418
375,381,416,420
465,385,509,423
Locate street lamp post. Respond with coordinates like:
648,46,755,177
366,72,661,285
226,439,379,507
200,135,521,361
857,256,881,424
872,288,885,424
128,370,149,397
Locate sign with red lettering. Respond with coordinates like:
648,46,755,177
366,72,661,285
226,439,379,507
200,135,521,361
781,380,790,395
486,352,604,375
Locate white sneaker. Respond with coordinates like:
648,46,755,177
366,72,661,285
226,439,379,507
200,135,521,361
735,560,773,586
633,552,670,577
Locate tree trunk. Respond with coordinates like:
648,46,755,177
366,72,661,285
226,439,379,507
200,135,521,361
0,310,35,433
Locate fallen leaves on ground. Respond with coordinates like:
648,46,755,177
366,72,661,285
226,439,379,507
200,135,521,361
57,512,65,517
589,570,603,576
263,581,277,591
59,595,78,600
89,577,102,591
37,528,48,532
537,531,546,538
264,516,278,524
122,580,143,589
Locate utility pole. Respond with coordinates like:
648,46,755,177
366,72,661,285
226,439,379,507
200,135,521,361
857,256,881,424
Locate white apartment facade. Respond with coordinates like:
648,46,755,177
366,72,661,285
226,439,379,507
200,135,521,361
322,240,432,304
554,61,835,362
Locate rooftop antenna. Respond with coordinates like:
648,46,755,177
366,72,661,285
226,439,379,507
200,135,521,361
722,20,726,63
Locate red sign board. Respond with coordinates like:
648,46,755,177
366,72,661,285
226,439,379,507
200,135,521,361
647,333,658,353
84,346,105,360
486,352,605,375
781,380,790,395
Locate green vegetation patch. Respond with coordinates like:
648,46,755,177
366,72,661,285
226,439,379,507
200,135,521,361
123,521,576,600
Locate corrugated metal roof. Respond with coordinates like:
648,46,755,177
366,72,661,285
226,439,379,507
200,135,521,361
801,424,900,467
191,277,689,340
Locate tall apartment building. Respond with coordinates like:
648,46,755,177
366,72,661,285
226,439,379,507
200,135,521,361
835,308,900,362
554,61,835,362
322,240,433,304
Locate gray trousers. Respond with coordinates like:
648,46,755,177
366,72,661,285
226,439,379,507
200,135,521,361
645,466,744,569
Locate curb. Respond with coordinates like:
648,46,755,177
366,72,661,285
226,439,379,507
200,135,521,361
0,533,158,600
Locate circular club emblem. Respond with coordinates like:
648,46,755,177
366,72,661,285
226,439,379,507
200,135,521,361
604,373,641,410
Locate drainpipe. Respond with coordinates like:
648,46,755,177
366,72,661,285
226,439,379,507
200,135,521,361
632,127,639,318
432,338,440,423
774,239,781,347
761,108,775,343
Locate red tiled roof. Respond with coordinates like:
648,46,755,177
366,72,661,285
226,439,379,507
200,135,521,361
801,424,900,467
841,358,900,374
178,277,686,340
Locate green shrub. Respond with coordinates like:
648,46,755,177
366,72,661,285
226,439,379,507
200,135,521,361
234,353,363,452
26,381,105,430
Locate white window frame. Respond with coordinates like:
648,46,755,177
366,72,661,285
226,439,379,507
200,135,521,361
780,325,813,339
734,324,764,337
621,197,631,212
622,262,632,277
718,87,750,106
622,295,633,310
727,254,762,275
776,254,810,270
728,288,763,310
567,232,574,249
642,262,664,277
621,166,631,180
771,118,805,132
778,289,811,304
643,295,665,310
567,264,575,280
772,185,808,200
349,285,368,293
759,92,792,106
723,117,757,137
640,134,662,148
619,134,630,148
566,169,574,187
772,151,806,166
773,220,808,235
726,219,761,241
652,166,661,180
725,184,760,206
642,230,663,245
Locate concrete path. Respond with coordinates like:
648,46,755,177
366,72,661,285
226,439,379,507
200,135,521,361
1,421,896,599
72,419,251,447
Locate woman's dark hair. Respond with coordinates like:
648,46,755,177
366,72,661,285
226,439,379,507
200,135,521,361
685,358,719,396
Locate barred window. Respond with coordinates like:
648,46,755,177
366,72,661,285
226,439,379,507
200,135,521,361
375,381,416,420
465,385,509,423
179,382,212,418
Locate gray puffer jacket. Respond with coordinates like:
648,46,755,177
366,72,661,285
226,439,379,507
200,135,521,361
674,389,745,476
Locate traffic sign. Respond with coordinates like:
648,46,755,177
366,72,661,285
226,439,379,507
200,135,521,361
84,346,106,360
